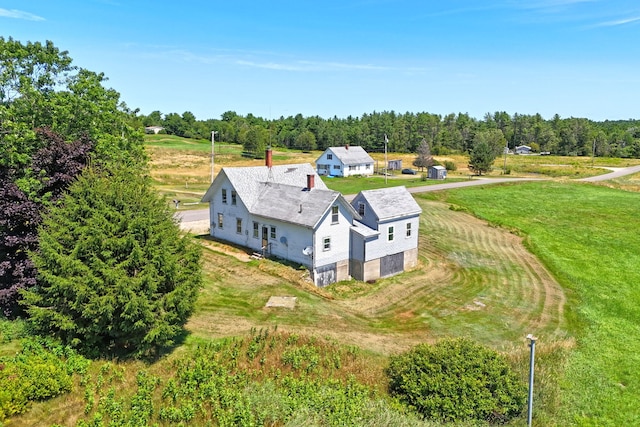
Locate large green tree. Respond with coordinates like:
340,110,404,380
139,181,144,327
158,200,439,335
22,166,202,358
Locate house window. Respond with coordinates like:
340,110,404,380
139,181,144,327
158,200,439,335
270,226,276,239
231,190,237,205
222,189,227,204
253,222,259,238
388,225,394,241
358,202,365,216
323,236,331,251
349,165,356,171
217,213,224,229
327,154,333,160
331,205,339,224
406,222,412,238
333,165,341,170
236,218,242,234
366,164,370,169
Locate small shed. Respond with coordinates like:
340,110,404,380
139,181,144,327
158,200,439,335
388,159,402,170
428,165,447,180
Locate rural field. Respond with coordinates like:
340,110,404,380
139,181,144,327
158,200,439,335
5,135,640,426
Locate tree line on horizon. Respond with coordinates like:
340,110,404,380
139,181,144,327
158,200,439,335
142,109,640,159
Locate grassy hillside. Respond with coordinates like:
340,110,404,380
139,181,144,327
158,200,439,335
427,182,640,425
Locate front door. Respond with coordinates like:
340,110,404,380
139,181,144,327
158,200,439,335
262,226,269,254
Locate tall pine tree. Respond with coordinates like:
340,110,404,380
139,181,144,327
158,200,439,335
23,165,202,358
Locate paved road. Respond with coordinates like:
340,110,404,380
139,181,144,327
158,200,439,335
177,166,640,225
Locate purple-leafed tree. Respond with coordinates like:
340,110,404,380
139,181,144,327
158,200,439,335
0,128,93,317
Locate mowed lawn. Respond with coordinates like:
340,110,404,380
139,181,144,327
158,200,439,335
426,182,640,425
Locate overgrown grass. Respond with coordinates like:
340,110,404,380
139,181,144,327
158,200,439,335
424,181,640,425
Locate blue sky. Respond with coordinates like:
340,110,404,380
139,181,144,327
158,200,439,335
2,1,639,121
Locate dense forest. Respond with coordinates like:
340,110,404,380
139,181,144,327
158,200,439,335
141,110,640,158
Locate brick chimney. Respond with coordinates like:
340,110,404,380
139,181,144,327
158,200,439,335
306,174,315,190
265,148,272,168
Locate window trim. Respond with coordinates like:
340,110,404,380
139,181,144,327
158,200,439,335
270,226,276,239
331,205,339,224
323,236,331,251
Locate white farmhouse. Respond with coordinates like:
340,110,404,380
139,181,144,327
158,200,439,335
315,145,374,177
201,150,421,287
201,150,359,286
349,187,422,282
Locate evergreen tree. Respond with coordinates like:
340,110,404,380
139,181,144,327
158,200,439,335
23,166,202,358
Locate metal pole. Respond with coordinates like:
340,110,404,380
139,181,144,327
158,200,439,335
384,134,388,185
527,334,537,427
211,131,216,183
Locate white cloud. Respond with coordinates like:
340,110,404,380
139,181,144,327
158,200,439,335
0,8,45,21
595,15,640,27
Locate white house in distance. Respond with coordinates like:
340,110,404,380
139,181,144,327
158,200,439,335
515,145,532,154
315,145,374,177
201,149,422,287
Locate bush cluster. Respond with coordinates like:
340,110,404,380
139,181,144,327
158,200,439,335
386,338,526,423
0,337,89,420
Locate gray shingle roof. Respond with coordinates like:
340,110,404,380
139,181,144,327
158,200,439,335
251,183,341,228
201,163,327,205
355,186,422,221
325,146,374,165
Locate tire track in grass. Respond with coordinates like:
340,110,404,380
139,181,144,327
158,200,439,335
337,200,567,347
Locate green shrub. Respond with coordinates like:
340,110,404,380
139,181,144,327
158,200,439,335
0,337,88,420
386,338,526,423
443,160,457,171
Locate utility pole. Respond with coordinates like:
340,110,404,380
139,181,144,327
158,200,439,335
384,134,388,185
526,334,537,427
211,130,218,183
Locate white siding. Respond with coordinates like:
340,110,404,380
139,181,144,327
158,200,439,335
313,202,353,267
316,150,345,177
363,215,420,262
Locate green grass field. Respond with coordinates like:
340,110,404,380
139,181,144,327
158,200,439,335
4,135,640,425
426,182,640,425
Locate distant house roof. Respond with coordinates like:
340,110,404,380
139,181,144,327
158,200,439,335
325,146,374,165
429,165,446,171
355,186,422,221
516,145,531,151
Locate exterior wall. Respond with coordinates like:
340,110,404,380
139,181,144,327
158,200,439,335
209,175,255,249
403,247,419,270
316,150,345,177
363,215,419,262
250,216,314,266
362,258,381,282
343,162,373,177
350,194,379,230
312,202,353,268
